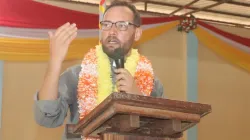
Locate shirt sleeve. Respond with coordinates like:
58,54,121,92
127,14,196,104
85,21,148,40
33,65,80,128
150,77,166,98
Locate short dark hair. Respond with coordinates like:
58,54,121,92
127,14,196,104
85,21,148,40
103,1,141,26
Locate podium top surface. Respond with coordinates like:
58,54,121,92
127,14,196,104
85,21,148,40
69,92,211,137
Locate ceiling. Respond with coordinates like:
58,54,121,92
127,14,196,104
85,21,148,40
68,0,250,29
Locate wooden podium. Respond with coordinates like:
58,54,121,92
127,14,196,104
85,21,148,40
66,92,211,140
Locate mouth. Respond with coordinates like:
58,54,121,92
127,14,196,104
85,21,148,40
108,40,118,44
107,37,120,44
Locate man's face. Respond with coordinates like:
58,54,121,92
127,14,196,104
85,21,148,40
100,6,141,59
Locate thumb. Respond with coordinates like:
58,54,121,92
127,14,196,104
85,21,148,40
48,31,53,49
48,31,53,38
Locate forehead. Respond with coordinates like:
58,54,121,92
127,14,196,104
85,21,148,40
103,6,134,22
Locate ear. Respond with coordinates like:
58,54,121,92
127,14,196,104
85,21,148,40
134,27,142,41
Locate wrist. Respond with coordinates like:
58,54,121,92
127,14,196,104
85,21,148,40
48,59,62,72
49,54,65,64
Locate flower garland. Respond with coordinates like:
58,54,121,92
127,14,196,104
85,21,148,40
96,45,139,104
77,45,154,139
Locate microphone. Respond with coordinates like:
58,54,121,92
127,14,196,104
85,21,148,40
113,47,125,69
113,48,125,93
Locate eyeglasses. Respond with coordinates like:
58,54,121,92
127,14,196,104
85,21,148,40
100,21,139,31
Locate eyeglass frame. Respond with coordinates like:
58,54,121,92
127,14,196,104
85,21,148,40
99,20,140,31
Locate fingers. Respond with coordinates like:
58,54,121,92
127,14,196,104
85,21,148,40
118,85,128,92
64,26,78,45
48,22,77,43
115,68,131,82
116,79,127,87
65,32,77,45
115,72,127,82
57,23,77,43
114,68,130,76
116,80,128,92
115,68,142,95
115,68,133,93
114,68,125,74
54,22,70,37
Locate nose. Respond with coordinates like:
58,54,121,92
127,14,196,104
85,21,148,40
108,24,118,36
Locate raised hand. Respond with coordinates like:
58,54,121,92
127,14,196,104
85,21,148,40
48,22,77,64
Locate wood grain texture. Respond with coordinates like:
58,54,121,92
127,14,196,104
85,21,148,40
101,133,178,140
66,92,212,139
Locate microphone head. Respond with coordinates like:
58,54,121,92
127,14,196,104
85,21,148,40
112,47,124,60
113,48,125,68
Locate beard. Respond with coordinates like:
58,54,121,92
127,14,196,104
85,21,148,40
101,36,131,59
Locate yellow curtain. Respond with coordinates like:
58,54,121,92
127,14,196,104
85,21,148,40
134,21,178,46
193,27,250,73
0,21,178,61
0,37,98,61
